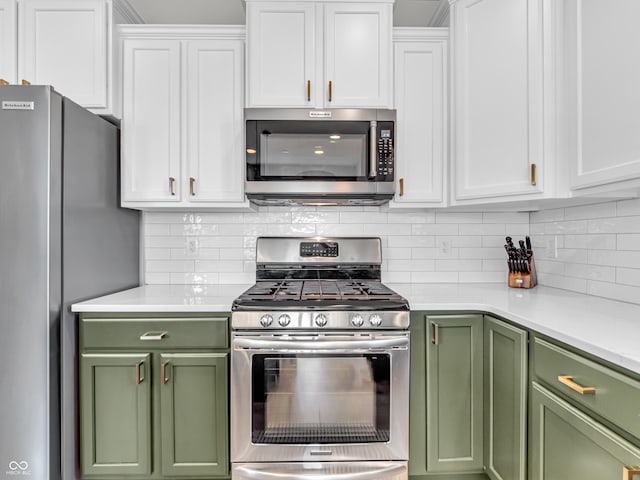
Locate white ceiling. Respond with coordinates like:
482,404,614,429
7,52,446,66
127,0,445,27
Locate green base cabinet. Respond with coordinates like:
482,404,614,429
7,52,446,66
409,313,484,475
79,314,230,479
159,353,228,477
483,317,527,480
80,353,152,476
530,382,640,480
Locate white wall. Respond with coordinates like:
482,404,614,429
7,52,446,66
143,206,530,285
531,198,640,305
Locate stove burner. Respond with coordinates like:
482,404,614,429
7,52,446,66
239,280,403,302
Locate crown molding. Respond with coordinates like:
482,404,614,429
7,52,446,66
113,0,145,24
118,24,246,40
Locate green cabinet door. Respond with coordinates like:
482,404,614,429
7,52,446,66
159,353,229,477
409,312,428,476
79,353,152,477
484,316,527,480
530,381,640,480
426,314,484,473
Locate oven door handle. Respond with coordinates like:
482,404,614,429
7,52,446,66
233,336,408,352
234,463,406,480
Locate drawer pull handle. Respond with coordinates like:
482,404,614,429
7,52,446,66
135,361,145,385
623,466,640,480
139,331,167,341
431,322,439,345
557,375,596,395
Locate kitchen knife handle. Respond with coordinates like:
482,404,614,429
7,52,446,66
328,81,333,102
135,361,145,385
399,178,405,197
161,362,170,385
169,177,176,196
557,375,596,395
431,322,439,345
531,163,537,186
189,177,196,196
307,80,311,102
623,466,640,480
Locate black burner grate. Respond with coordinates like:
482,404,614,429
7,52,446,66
252,423,390,444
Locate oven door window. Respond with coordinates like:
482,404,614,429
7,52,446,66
246,120,370,181
251,354,390,444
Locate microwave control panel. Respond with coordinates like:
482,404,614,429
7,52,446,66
377,121,394,180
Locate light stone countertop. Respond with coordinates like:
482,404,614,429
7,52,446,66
72,283,640,375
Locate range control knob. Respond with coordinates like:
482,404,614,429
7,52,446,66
315,314,328,327
369,314,383,327
351,315,364,327
278,314,291,327
259,314,273,327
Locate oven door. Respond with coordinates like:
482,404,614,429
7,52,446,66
230,331,409,463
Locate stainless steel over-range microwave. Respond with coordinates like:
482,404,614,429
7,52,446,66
245,108,396,206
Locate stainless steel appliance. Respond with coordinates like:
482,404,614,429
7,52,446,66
245,109,396,206
231,237,409,480
0,86,140,480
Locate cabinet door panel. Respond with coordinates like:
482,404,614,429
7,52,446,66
452,0,544,200
186,40,244,202
0,0,17,83
324,3,392,108
160,353,229,477
426,314,484,473
122,39,181,202
391,37,446,206
530,382,640,480
484,316,527,480
19,0,107,107
567,0,640,189
246,2,316,107
80,353,151,476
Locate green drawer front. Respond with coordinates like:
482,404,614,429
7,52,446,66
533,337,640,440
81,317,229,349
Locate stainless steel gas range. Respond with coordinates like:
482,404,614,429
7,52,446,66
230,237,410,480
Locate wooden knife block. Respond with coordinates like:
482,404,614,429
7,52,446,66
508,256,537,289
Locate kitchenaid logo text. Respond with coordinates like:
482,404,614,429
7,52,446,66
5,461,31,476
1,101,34,110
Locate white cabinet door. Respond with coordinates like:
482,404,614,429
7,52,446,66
0,0,16,83
246,1,317,107
566,0,640,190
186,40,245,203
451,0,544,201
19,0,108,108
390,31,447,207
121,39,181,203
323,2,392,108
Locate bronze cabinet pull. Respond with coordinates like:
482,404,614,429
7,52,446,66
169,177,176,196
189,177,196,196
328,80,333,102
531,163,537,186
0,79,9,85
161,362,170,385
557,375,596,395
135,361,145,385
431,322,439,345
21,79,31,85
399,178,405,197
307,80,311,102
623,466,640,480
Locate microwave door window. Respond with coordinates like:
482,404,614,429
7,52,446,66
260,133,368,180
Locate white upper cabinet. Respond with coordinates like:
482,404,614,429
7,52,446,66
120,26,248,210
0,0,17,83
563,0,640,192
246,0,393,109
450,0,554,204
390,28,447,207
1,0,140,117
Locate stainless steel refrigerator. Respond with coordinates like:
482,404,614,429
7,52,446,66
0,86,140,480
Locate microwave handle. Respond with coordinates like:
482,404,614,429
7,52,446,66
369,120,377,178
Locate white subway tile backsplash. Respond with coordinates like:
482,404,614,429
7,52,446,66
564,234,616,250
459,223,506,236
412,223,459,236
387,236,436,247
588,281,640,304
411,271,459,283
617,234,640,251
564,264,616,282
616,198,640,216
436,259,482,272
435,212,483,224
616,267,640,287
483,212,529,224
564,202,616,220
530,208,564,224
588,216,640,234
